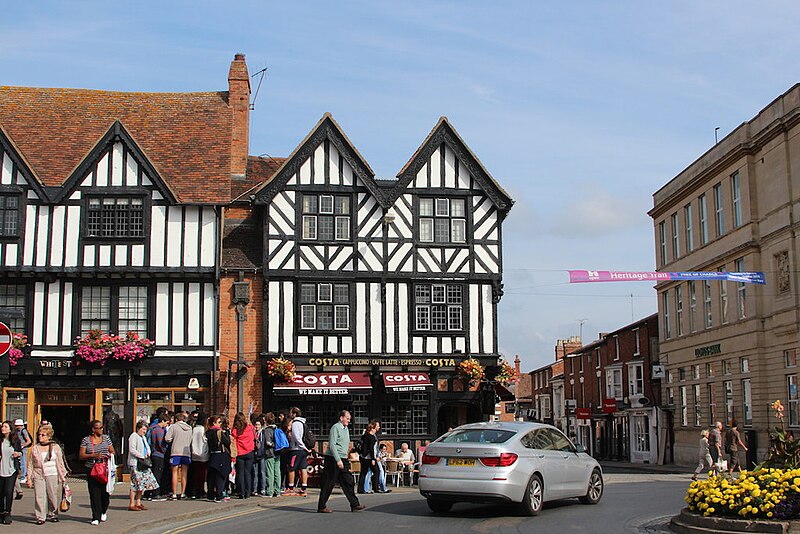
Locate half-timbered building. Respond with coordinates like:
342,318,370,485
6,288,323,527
0,54,251,465
244,113,514,446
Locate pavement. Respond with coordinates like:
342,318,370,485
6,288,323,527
599,460,690,475
7,477,420,534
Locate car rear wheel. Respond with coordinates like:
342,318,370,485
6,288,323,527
519,473,544,516
427,498,453,513
579,469,603,504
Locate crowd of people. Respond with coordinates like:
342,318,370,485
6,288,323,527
0,407,426,524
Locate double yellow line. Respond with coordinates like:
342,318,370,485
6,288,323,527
164,507,263,534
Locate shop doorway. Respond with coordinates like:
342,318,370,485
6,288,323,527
41,405,92,473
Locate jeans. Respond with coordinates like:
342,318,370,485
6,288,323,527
252,458,266,494
358,459,380,493
265,456,281,496
0,473,17,517
377,461,387,491
19,452,27,480
235,451,255,498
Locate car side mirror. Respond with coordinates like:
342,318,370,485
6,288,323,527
575,444,587,454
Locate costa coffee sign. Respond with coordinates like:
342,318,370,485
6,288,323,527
382,372,432,392
274,372,372,395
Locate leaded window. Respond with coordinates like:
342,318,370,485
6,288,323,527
299,282,350,331
80,285,148,337
415,283,463,332
0,195,20,237
87,197,144,238
419,197,466,244
301,194,350,241
0,284,25,332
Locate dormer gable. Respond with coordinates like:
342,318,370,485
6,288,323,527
53,121,177,204
389,117,513,217
252,113,387,206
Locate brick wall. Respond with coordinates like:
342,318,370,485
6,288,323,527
217,273,263,415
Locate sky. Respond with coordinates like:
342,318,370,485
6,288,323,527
3,1,800,371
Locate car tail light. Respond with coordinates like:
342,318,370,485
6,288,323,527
480,453,518,467
422,455,441,465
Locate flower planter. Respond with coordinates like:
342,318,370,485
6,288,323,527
671,508,792,534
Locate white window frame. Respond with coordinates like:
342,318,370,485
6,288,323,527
628,363,644,397
694,384,702,426
679,386,688,426
302,215,317,240
662,291,671,339
606,368,623,400
703,280,712,328
735,257,746,319
688,281,697,333
742,378,752,426
675,285,683,337
658,221,667,265
714,182,725,237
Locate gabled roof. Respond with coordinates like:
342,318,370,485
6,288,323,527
389,117,514,215
252,113,388,206
0,125,50,201
0,86,233,204
53,121,177,203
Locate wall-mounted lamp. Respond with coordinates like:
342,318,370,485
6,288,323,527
382,213,395,225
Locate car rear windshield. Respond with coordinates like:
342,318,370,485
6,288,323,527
439,429,516,444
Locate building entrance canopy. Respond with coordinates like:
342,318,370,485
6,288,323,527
273,372,372,395
382,372,432,392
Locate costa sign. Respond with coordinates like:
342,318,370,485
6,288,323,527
274,372,372,395
383,372,432,391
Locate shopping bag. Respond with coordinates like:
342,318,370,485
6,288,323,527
106,454,117,494
228,460,236,484
716,459,728,472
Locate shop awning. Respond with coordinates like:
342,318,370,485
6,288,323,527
273,372,372,395
382,372,433,392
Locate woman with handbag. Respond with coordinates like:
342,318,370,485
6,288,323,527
78,420,115,525
27,425,67,524
127,420,159,512
0,421,23,524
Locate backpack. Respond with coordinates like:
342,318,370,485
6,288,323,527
274,428,289,451
301,421,316,450
254,428,264,460
352,439,363,455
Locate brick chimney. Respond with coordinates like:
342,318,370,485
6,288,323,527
514,355,521,384
555,336,583,361
228,53,250,180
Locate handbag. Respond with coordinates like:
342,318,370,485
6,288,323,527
89,439,109,484
60,483,72,512
137,456,152,471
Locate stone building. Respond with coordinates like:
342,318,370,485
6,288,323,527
649,83,800,466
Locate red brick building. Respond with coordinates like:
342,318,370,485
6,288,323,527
563,313,663,463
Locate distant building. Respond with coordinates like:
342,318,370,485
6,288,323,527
562,314,662,464
649,84,800,466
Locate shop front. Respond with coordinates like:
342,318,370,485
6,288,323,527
263,355,499,454
3,356,213,473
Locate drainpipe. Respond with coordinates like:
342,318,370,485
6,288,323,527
232,272,251,415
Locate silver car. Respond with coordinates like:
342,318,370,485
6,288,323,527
418,421,603,515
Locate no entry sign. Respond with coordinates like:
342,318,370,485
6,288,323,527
0,322,11,356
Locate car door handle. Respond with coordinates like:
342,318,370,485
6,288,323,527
560,454,570,459
535,454,545,459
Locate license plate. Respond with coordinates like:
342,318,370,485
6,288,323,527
447,458,476,467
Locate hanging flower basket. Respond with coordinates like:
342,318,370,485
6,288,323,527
74,330,154,365
494,358,517,386
457,358,485,387
266,357,296,381
8,333,29,367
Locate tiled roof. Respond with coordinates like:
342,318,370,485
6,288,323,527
231,156,286,201
0,86,234,204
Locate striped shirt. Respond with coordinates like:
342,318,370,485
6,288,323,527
80,434,112,468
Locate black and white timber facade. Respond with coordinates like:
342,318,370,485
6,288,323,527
253,114,513,443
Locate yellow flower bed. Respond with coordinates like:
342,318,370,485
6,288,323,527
686,468,800,519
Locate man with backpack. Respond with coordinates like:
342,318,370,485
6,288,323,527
285,407,313,496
